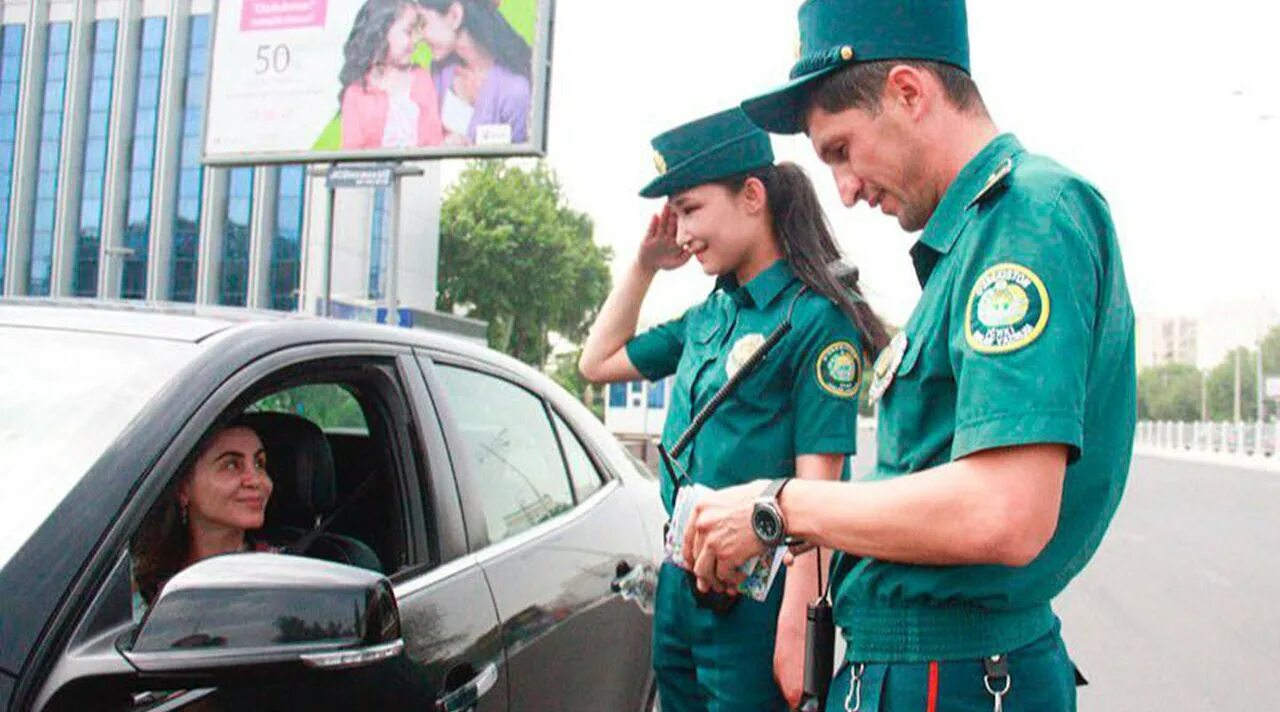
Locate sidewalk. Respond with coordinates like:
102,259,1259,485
1133,445,1280,472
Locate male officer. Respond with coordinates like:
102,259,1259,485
681,1,1136,709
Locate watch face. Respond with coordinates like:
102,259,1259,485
753,508,781,542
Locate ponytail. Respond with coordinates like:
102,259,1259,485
718,162,890,356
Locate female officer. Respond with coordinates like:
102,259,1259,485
579,107,888,711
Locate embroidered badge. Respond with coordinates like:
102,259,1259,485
726,333,766,378
965,263,1051,354
653,150,668,176
867,331,908,404
815,341,862,399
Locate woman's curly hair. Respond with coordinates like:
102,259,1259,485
132,416,262,605
339,0,418,102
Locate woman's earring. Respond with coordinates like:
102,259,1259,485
180,502,189,526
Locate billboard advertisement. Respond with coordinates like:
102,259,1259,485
203,0,552,164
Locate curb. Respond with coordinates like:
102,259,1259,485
1133,446,1280,473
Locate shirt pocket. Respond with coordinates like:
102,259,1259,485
878,317,953,473
692,319,720,345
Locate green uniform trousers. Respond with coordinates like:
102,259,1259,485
824,620,1077,712
653,562,788,712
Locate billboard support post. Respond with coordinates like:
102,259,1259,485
314,162,422,322
385,164,425,324
323,181,336,318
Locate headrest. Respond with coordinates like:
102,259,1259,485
238,412,336,527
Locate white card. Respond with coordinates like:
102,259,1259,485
441,89,474,136
664,483,786,603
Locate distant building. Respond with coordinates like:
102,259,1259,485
0,1,441,317
1137,315,1198,369
604,378,670,437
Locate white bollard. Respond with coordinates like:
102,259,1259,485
1174,422,1184,450
1256,421,1267,459
1236,422,1246,456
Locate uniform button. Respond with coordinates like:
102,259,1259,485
840,46,854,61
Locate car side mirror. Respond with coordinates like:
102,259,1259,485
121,552,402,680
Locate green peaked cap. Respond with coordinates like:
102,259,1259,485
742,0,970,135
640,108,774,199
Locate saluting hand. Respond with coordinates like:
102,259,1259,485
636,204,689,272
683,480,770,593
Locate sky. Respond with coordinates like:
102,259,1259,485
442,0,1280,329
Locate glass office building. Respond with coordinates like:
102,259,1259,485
0,0,442,313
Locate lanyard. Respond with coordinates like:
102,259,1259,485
658,287,808,493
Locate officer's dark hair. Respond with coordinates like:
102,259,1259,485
415,0,532,78
807,60,988,117
717,162,890,356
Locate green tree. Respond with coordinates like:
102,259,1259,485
1202,326,1280,422
1137,363,1202,421
549,349,604,420
1206,348,1255,421
251,384,367,432
437,161,613,367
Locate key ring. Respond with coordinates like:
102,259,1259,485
843,663,865,712
982,653,1011,712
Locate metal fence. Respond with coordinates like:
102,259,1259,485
1136,420,1280,458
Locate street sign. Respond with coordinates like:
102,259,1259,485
1266,376,1280,399
326,163,394,189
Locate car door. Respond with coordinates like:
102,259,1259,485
31,345,506,712
420,353,655,712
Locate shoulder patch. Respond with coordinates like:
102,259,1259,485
815,341,862,398
964,263,1050,354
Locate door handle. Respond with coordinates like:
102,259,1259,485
610,560,634,593
611,560,655,614
437,662,499,712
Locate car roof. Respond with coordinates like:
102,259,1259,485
0,298,530,375
0,298,267,342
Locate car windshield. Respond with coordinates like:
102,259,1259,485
0,327,197,570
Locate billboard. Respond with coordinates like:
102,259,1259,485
203,0,552,165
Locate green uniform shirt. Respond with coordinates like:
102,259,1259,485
626,260,865,511
831,134,1137,661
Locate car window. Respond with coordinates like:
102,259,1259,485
111,360,429,712
551,411,604,501
434,366,575,544
0,328,195,571
248,383,369,434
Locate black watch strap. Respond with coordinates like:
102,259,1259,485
763,478,790,501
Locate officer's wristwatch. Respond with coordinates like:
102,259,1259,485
751,479,791,548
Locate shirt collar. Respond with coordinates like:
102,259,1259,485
715,259,796,308
910,133,1025,283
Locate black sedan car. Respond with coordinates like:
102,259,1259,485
0,301,664,712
